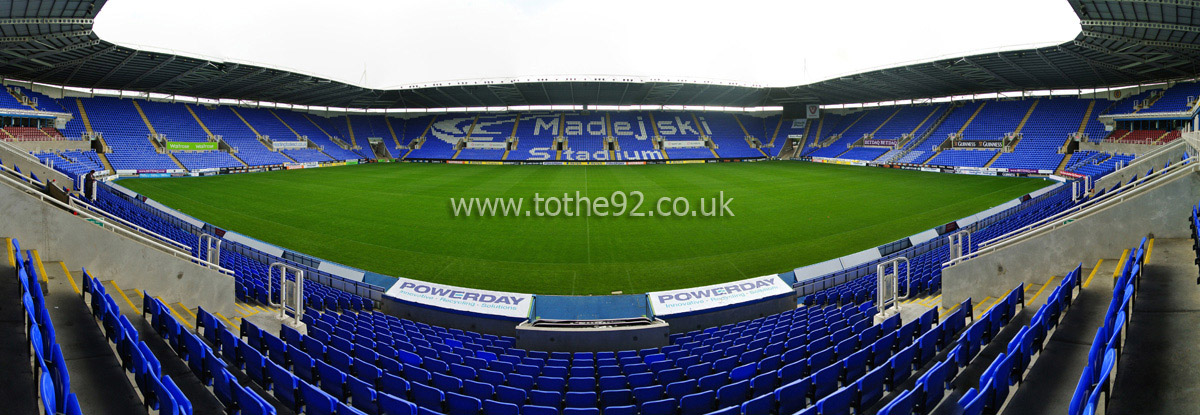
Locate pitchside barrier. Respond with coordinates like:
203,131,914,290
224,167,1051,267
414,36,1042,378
791,181,1066,298
99,172,1065,350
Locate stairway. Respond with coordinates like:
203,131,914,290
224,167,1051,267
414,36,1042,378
302,114,336,141
1012,100,1039,135
1076,101,1096,135
384,117,402,149
75,99,95,136
268,110,303,139
130,100,164,153
957,102,987,136
229,152,249,167
1053,154,1072,173
97,153,114,172
769,116,785,149
167,152,187,171
184,104,215,137
983,151,1003,168
343,116,357,147
871,108,903,135
228,107,263,137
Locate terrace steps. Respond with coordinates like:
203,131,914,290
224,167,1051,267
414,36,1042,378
770,116,785,149
1053,152,1073,173
268,110,303,140
278,151,298,163
98,153,114,172
983,150,1003,168
1076,101,1096,135
130,100,167,154
227,107,263,138
451,148,463,160
184,104,215,137
733,114,753,141
870,108,903,135
709,147,721,158
166,152,187,171
0,128,11,139
1012,100,1039,135
343,116,356,145
957,101,987,135
838,111,870,136
922,150,941,164
384,116,401,149
130,100,159,137
229,152,249,167
301,114,335,140
75,99,94,135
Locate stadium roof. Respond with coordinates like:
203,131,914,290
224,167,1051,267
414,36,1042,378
1,0,1198,109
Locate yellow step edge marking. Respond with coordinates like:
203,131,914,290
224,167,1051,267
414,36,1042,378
1112,249,1130,280
158,297,194,329
1145,238,1155,264
176,303,198,320
32,249,49,285
938,303,962,320
1082,259,1104,288
972,296,993,315
4,238,13,267
990,289,1013,310
232,302,252,314
214,312,237,329
58,262,80,295
1028,276,1056,305
107,281,141,314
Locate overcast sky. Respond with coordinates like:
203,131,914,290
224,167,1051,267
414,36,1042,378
93,0,1081,90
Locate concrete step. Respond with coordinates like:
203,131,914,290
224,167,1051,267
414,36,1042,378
1001,260,1119,414
1108,238,1200,414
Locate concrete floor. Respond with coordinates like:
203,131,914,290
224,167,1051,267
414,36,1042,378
1002,259,1119,415
1106,238,1200,415
39,258,147,414
0,245,39,415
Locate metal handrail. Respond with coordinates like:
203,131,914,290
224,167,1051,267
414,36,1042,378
975,156,1192,250
69,196,191,251
0,165,235,275
945,161,1200,268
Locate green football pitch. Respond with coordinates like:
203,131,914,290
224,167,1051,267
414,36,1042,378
120,161,1048,295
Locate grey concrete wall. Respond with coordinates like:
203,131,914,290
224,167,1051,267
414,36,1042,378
380,298,521,337
0,141,76,190
661,294,796,334
1078,141,1161,157
0,180,240,316
1094,142,1188,191
515,321,671,352
942,170,1200,308
9,140,92,154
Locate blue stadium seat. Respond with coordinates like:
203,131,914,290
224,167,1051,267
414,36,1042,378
817,385,855,415
378,393,419,415
680,390,716,415
446,392,482,415
879,389,914,415
775,376,812,414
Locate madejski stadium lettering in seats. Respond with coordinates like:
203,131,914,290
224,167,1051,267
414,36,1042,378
649,275,793,316
429,114,720,161
384,278,533,318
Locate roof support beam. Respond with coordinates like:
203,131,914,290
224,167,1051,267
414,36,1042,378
1071,40,1190,76
122,55,176,89
0,30,92,44
92,50,138,87
0,38,100,70
0,18,93,25
222,71,291,96
1081,20,1200,34
152,61,210,90
1035,49,1074,85
1081,30,1200,52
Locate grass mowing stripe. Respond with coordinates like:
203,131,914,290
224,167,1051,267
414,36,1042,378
122,161,1047,295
